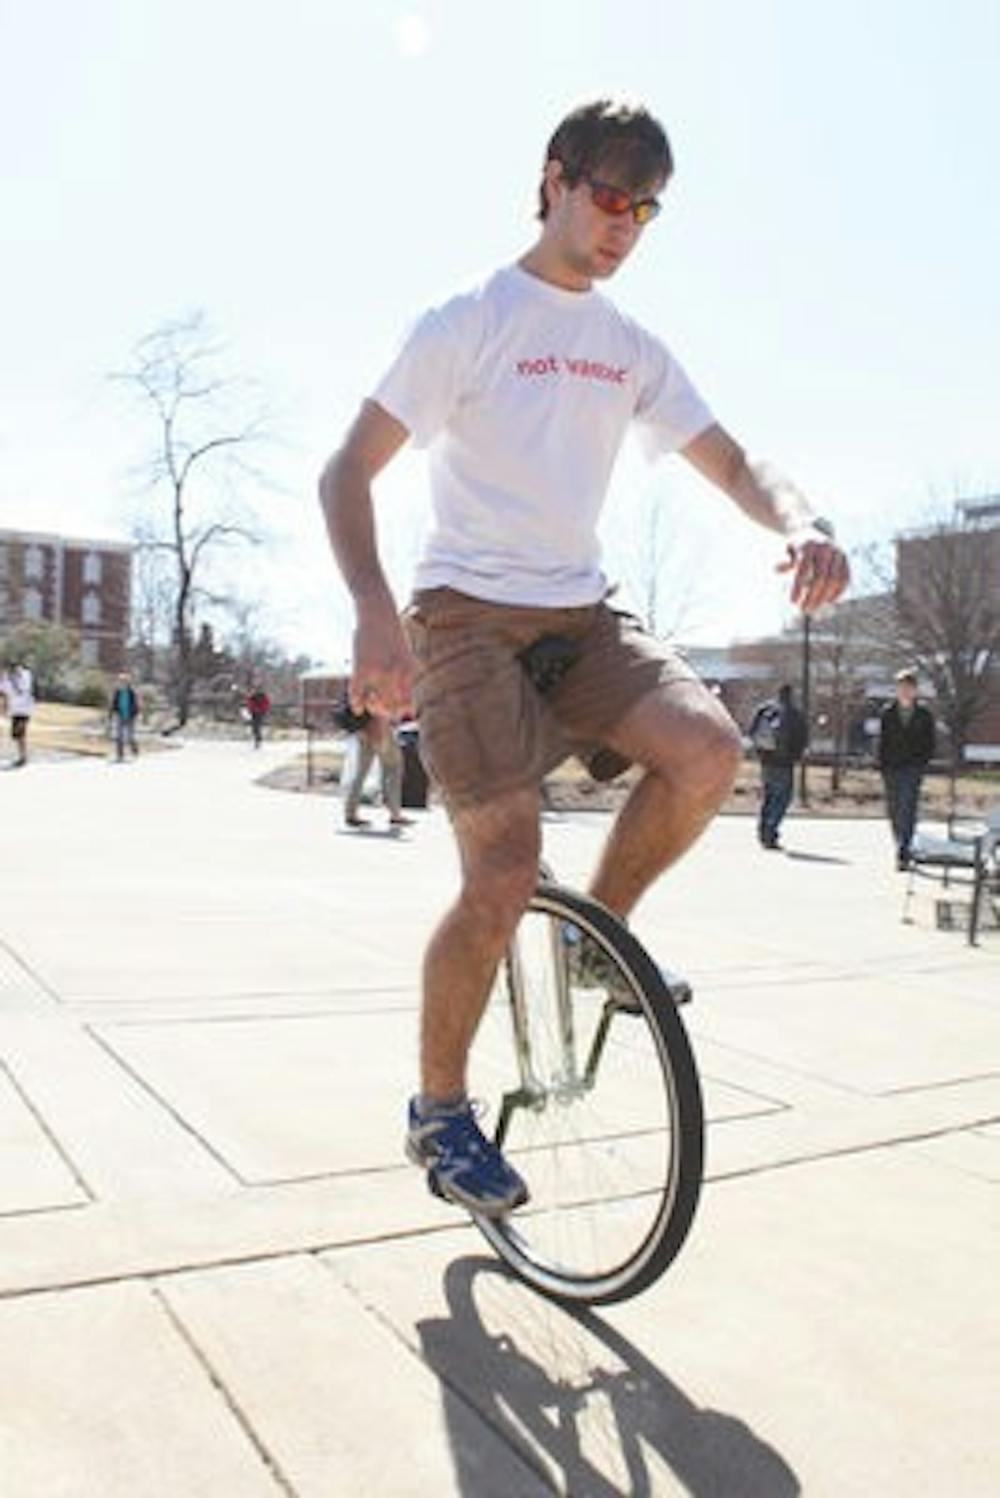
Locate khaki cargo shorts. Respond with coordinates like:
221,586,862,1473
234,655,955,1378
402,587,700,811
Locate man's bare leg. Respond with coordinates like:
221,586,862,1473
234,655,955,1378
421,785,541,1102
588,682,742,918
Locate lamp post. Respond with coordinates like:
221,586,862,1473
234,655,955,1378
798,612,812,805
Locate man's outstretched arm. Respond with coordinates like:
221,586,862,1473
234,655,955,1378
318,399,415,716
681,423,850,612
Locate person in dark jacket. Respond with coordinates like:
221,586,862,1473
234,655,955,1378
749,683,808,849
878,668,935,869
108,672,139,761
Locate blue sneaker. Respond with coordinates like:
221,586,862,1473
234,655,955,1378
406,1097,529,1217
562,924,692,1007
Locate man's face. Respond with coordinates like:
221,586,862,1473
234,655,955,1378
546,160,665,282
896,679,917,708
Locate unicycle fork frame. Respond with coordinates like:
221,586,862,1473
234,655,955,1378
495,913,591,1148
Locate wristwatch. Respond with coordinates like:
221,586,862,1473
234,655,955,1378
808,516,836,540
788,516,836,547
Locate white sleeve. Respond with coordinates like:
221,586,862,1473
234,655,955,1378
371,299,477,449
632,328,714,459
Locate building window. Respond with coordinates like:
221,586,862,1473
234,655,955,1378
82,592,101,625
25,545,45,580
81,637,100,667
24,586,43,619
83,551,102,586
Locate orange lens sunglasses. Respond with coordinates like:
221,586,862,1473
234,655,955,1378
584,175,661,225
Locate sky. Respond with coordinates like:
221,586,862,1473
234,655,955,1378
2,0,998,670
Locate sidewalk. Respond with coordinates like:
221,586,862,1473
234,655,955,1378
0,742,997,1495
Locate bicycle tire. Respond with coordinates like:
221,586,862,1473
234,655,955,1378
472,882,704,1306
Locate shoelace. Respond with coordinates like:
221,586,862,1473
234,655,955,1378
428,1100,493,1158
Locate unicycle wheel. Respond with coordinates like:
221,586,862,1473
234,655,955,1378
470,883,704,1305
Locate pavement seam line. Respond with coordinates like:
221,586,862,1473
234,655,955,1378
690,1031,887,1097
77,999,419,1028
4,1107,996,1302
0,1199,90,1223
0,1217,479,1302
881,1069,1000,1096
0,1057,96,1201
0,933,63,1004
83,1024,249,1185
709,1112,1000,1182
149,1280,300,1497
314,1254,558,1495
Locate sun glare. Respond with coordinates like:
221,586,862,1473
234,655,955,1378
393,12,431,57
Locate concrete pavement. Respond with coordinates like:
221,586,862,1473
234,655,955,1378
0,740,997,1495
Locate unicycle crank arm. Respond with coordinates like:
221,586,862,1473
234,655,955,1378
495,1085,547,1149
581,998,629,1088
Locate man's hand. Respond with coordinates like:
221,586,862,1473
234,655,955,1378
681,427,850,613
350,597,416,718
777,528,850,613
318,399,414,715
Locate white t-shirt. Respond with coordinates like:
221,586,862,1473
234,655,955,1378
372,263,713,607
1,668,34,716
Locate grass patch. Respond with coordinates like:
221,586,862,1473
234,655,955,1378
11,703,172,760
258,740,999,821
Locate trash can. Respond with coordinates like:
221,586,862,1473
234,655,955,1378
397,723,429,809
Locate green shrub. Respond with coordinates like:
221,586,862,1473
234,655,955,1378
75,671,111,708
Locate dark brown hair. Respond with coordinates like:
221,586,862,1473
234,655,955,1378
538,99,673,220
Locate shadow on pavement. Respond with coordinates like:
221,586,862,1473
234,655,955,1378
783,850,851,865
417,1256,800,1497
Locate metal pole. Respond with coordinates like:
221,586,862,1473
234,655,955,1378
799,613,811,805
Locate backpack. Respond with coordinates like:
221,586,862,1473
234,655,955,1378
751,704,782,754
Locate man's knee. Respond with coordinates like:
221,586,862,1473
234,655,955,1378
704,717,743,791
460,850,539,939
650,711,742,805
452,793,541,939
615,684,742,799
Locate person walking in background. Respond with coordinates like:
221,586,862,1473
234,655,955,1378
0,660,35,767
108,671,140,761
749,683,808,849
245,684,271,748
878,668,935,870
340,706,412,830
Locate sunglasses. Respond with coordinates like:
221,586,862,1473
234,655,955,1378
582,175,662,226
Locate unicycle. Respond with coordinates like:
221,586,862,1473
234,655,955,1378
469,869,704,1306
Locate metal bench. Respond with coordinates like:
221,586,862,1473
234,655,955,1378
903,807,1000,945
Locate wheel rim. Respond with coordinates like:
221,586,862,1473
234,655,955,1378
468,895,695,1301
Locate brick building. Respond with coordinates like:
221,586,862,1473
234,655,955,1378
711,501,1000,760
895,498,1000,753
0,528,133,673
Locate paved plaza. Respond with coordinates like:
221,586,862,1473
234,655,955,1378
0,740,997,1495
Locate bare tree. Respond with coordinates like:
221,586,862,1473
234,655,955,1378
859,500,1000,771
892,508,1000,769
115,313,271,727
806,591,893,788
129,514,175,684
612,484,712,639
